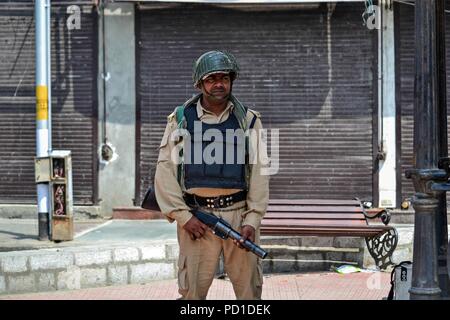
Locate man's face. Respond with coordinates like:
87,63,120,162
200,73,231,103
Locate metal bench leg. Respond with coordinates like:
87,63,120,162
365,229,399,270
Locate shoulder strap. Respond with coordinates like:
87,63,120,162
175,105,185,128
174,93,201,189
229,94,254,190
175,93,202,129
230,94,248,132
249,113,257,129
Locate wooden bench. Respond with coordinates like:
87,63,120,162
260,198,398,270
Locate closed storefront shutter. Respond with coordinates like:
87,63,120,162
0,0,97,204
137,3,376,202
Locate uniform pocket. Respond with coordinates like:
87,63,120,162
159,124,172,149
256,259,264,286
157,127,171,163
177,254,189,291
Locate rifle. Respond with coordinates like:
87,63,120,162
141,187,268,259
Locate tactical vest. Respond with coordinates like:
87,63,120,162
183,104,247,190
174,93,257,191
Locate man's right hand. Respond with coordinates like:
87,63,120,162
183,216,209,240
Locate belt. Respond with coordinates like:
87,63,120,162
183,190,247,209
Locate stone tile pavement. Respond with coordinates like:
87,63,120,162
0,271,391,300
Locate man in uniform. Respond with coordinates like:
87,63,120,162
154,50,269,300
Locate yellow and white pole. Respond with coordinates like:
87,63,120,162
35,0,51,240
46,0,52,154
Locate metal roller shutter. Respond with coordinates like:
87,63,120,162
137,3,376,202
396,2,450,204
0,0,97,204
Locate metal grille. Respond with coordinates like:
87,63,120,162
0,2,97,204
137,3,376,202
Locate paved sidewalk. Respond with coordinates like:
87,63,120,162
0,218,109,251
0,271,391,300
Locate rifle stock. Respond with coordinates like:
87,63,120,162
141,186,161,211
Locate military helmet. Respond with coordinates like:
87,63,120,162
192,50,239,87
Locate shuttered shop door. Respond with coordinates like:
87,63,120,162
396,3,450,204
138,3,376,201
0,1,97,204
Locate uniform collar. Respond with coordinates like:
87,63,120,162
196,99,235,120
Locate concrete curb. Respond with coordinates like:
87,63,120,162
0,240,179,295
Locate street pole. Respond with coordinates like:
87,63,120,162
435,0,449,298
46,0,52,155
406,0,446,300
35,0,51,240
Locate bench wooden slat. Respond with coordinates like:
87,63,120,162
267,206,364,213
261,227,389,232
260,227,388,237
264,213,366,220
261,224,390,231
261,225,390,232
268,199,362,206
261,199,396,269
261,199,393,240
261,219,368,227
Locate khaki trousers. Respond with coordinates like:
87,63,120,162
176,203,263,300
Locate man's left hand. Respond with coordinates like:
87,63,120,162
233,225,255,251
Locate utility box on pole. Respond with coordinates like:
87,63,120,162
35,150,74,241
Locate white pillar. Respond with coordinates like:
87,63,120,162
98,3,136,216
378,0,397,208
35,0,51,239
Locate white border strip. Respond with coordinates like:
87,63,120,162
74,220,113,239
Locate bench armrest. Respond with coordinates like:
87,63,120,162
363,208,391,225
354,197,391,225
